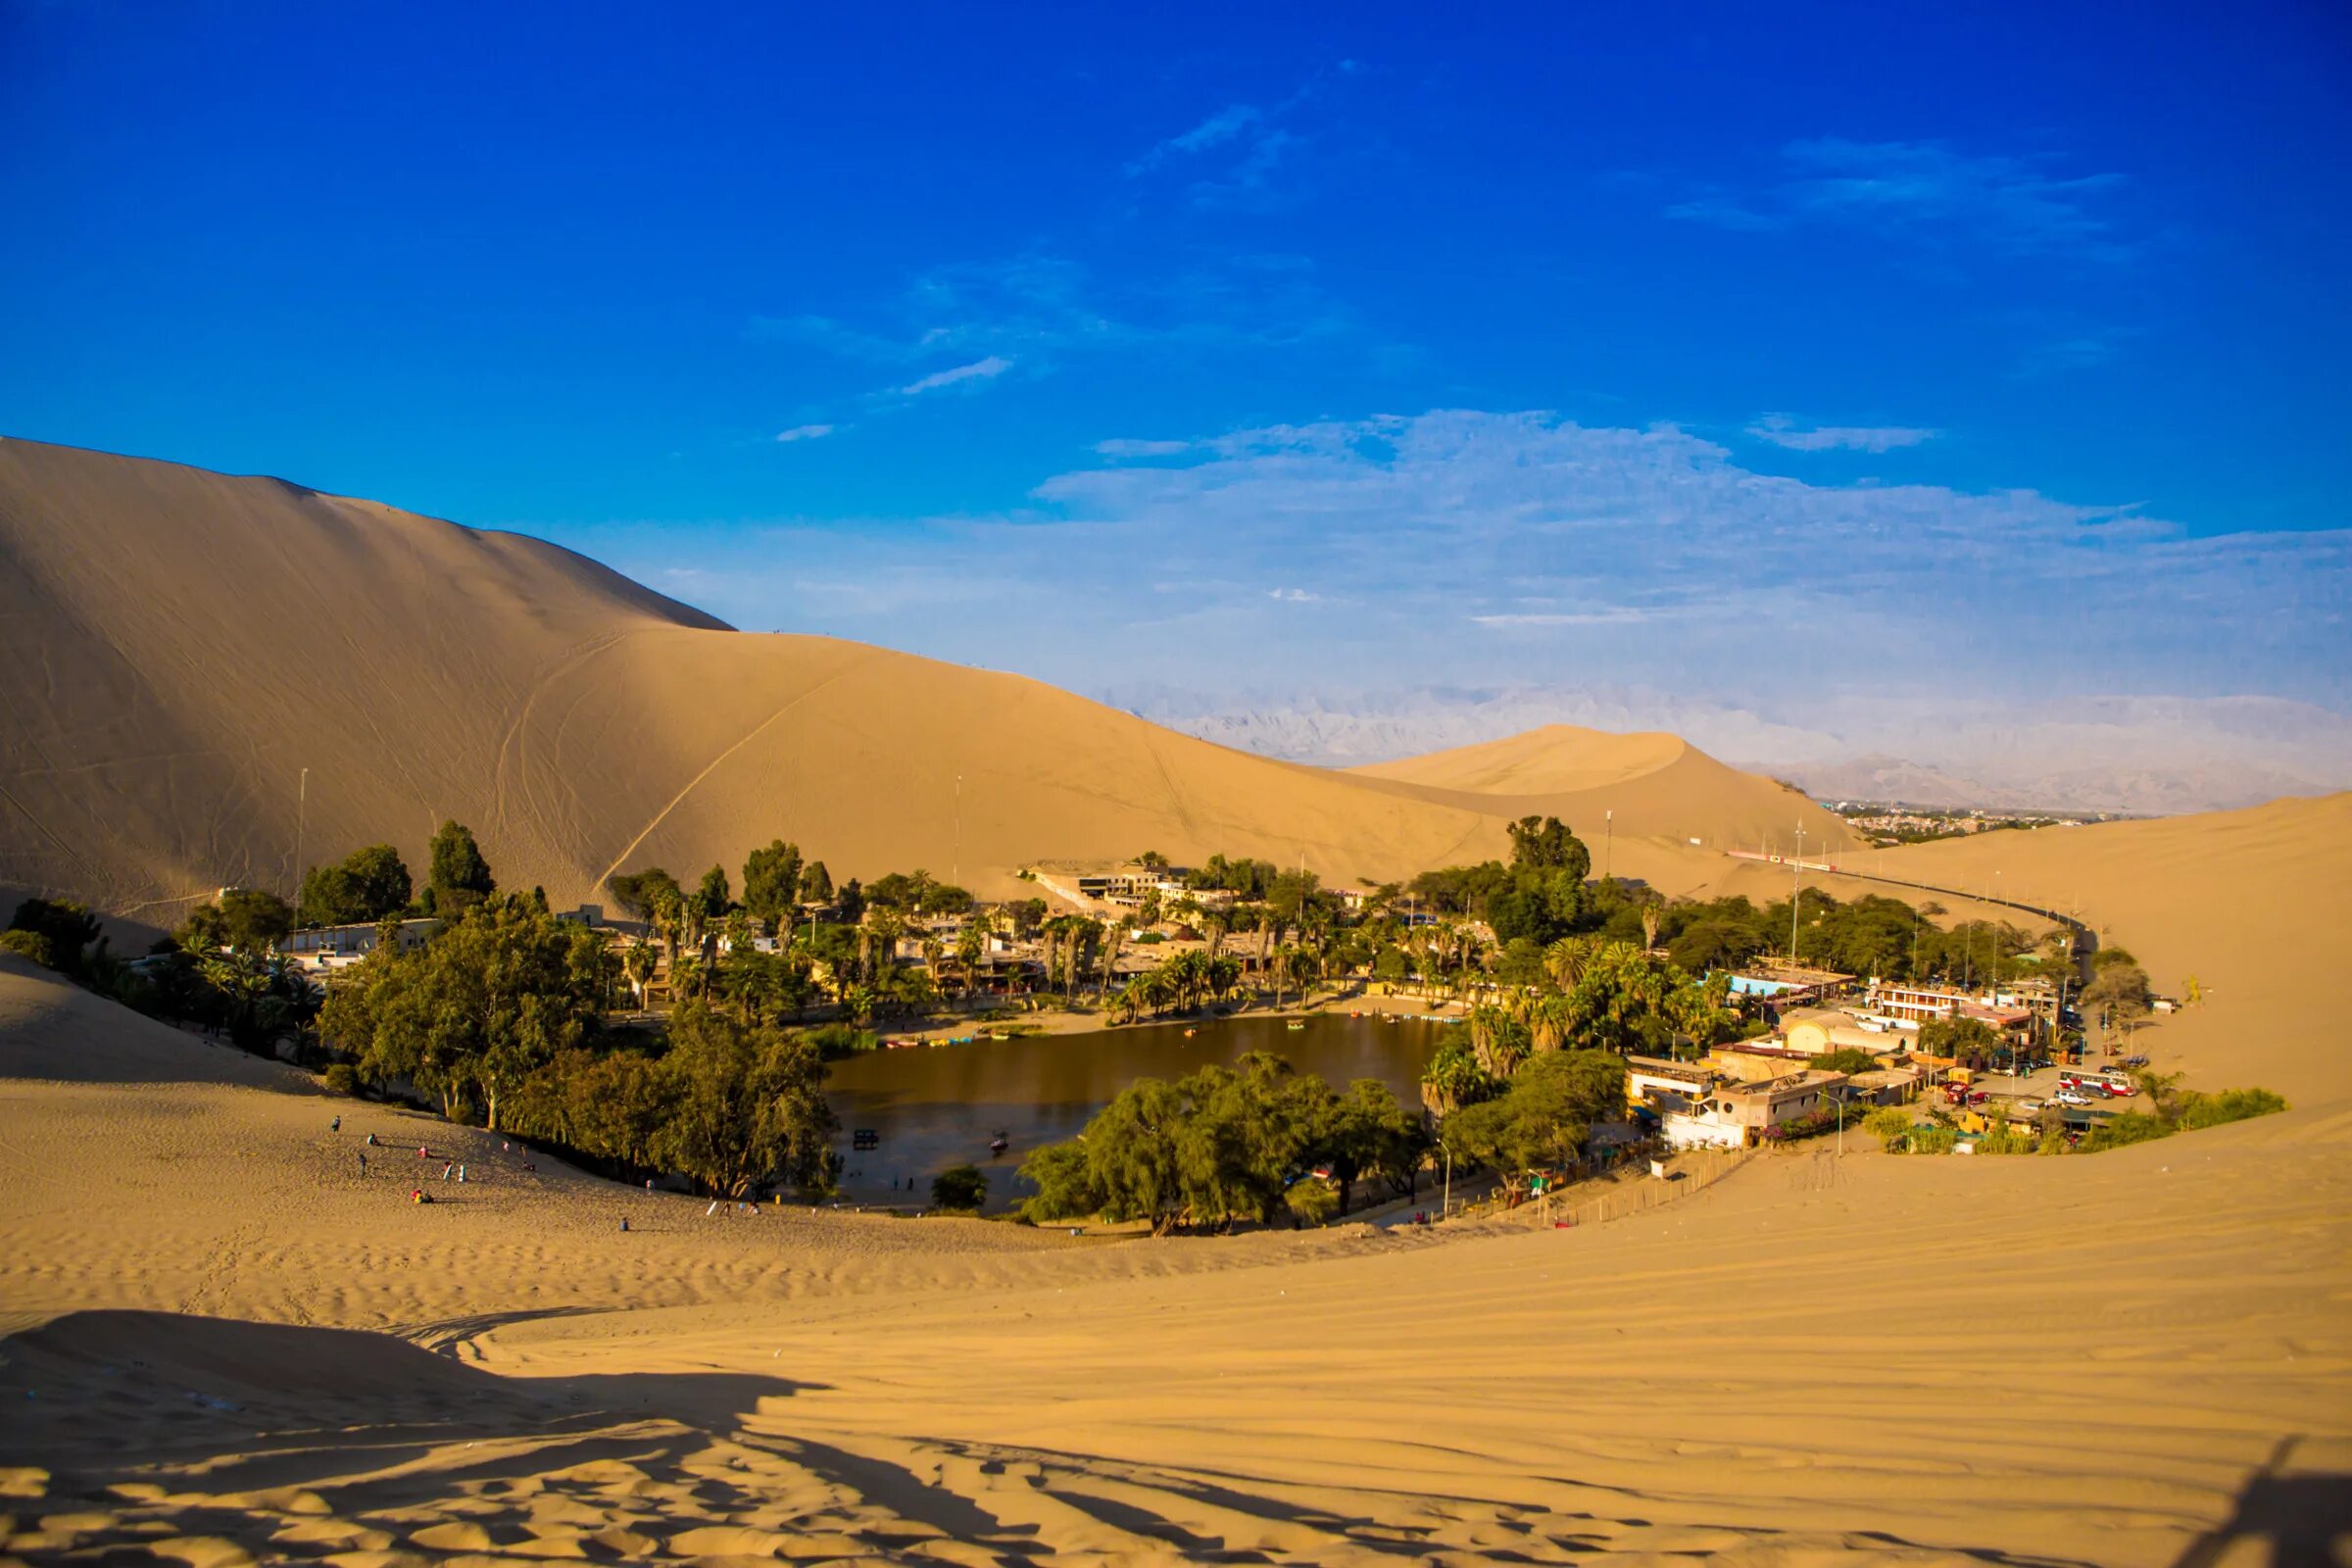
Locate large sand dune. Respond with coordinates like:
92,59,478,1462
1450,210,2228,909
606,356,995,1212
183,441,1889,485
3,440,1853,919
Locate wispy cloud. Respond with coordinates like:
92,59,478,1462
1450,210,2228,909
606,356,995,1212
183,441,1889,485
642,410,2348,711
1095,438,1192,459
773,422,836,443
1746,416,1937,453
1127,104,1264,174
1670,139,2131,260
1268,586,1319,603
901,356,1012,395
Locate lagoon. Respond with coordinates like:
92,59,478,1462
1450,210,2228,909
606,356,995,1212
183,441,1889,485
823,1011,1452,1209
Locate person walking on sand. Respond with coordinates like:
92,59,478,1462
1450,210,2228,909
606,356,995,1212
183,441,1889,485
441,1161,453,1182
330,1114,341,1133
457,1163,466,1183
358,1151,368,1176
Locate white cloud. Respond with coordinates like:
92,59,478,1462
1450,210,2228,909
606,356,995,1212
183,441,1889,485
1095,438,1192,459
634,410,2348,713
900,356,1012,395
1747,416,1937,453
773,423,836,443
1128,104,1264,174
1269,587,1319,603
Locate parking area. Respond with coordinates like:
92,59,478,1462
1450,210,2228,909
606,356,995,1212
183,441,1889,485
1938,1061,2147,1118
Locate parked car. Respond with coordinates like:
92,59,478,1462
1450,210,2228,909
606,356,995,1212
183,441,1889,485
2052,1091,2091,1107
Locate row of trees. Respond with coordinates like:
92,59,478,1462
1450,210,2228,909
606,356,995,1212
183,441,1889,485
297,821,497,926
313,893,838,1195
1018,1053,1427,1231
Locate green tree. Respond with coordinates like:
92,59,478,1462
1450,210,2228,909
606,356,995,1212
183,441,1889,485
800,860,835,906
1439,1050,1626,1193
1506,816,1591,877
696,863,733,918
425,820,496,914
216,888,295,955
1809,1047,1881,1074
742,840,806,930
321,900,604,1126
1918,1016,2002,1062
1862,1105,1918,1151
8,898,103,977
1,929,57,969
1285,1177,1340,1228
930,1163,988,1211
606,866,682,922
1018,1140,1102,1223
299,844,413,926
650,1002,835,1197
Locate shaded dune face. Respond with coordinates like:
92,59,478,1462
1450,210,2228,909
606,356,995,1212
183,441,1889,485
0,440,1848,917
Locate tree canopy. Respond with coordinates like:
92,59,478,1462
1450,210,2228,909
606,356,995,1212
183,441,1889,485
425,820,495,914
299,844,412,926
1018,1054,1424,1231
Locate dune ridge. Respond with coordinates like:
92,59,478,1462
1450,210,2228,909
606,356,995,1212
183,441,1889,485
3,440,1850,919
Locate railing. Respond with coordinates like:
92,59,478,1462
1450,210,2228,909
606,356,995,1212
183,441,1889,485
1450,1146,1752,1229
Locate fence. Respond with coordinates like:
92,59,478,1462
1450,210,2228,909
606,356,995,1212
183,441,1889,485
1452,1145,1752,1230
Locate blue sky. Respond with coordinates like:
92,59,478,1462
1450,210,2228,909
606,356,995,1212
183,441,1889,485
4,1,2348,718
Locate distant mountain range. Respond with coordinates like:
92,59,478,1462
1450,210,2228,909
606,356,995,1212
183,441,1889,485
1109,686,2352,816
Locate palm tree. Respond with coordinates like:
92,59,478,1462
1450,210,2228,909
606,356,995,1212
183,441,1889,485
956,924,987,1000
1641,905,1663,952
1544,935,1596,993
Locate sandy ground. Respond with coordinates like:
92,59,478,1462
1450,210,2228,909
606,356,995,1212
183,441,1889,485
3,793,2350,1564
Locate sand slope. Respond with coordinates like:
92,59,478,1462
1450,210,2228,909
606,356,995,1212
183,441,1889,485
4,440,1855,919
1350,723,1854,866
1,991,2344,1565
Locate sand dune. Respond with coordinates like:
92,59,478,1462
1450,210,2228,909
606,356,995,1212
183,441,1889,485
4,440,1843,920
1351,721,1853,862
4,439,2349,1565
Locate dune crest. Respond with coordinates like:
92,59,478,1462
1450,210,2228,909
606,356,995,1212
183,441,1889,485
1,441,1844,916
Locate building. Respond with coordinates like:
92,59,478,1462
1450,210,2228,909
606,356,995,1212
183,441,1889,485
1029,863,1198,915
1625,1055,1720,1114
1662,1069,1851,1150
278,917,438,967
1862,981,2033,1036
1779,1007,1909,1060
1846,1065,1925,1105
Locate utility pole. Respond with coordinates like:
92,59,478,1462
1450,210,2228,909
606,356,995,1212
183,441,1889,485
292,766,309,906
1789,822,1805,962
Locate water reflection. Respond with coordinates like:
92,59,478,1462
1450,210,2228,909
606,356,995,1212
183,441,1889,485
823,1012,1450,1208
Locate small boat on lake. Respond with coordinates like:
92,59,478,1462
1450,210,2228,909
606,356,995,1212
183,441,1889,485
1285,1020,1306,1031
988,1132,1010,1154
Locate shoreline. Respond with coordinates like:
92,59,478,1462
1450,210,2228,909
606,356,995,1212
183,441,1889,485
876,985,1470,1048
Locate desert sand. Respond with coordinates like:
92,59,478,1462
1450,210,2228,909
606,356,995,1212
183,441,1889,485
2,439,2347,1563
3,790,2349,1565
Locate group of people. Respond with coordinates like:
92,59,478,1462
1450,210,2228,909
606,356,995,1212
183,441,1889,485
331,1115,536,1198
